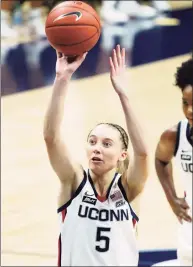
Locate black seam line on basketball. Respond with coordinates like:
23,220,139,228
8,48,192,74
50,5,101,29
46,24,98,29
53,31,99,46
49,5,101,30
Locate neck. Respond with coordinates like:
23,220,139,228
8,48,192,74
89,168,117,196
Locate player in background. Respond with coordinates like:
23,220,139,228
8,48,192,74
155,58,193,266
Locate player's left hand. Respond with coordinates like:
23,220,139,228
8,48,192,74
109,44,127,96
170,197,192,224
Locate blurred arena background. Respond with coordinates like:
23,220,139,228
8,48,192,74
1,0,193,266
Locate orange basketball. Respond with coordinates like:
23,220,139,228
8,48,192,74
45,1,101,56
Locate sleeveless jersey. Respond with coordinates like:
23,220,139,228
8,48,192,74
174,119,192,208
174,119,192,260
57,170,139,266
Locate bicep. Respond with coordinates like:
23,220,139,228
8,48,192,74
123,155,149,202
155,132,176,179
155,136,175,163
45,138,82,184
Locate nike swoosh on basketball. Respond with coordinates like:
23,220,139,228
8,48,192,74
53,11,82,22
85,191,95,197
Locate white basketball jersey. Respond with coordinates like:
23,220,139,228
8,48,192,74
174,119,192,260
174,119,193,208
57,171,139,266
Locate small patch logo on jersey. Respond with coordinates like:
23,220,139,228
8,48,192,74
115,199,125,208
181,154,191,161
53,11,82,22
182,150,189,153
85,191,95,197
110,190,122,202
82,196,97,205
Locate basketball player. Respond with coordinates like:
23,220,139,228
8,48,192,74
155,58,193,266
43,44,148,266
44,45,147,266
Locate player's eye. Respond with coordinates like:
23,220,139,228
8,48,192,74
103,142,111,148
89,139,96,145
183,101,188,106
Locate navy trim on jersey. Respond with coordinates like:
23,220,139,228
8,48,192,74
106,173,118,199
118,177,139,222
57,170,87,213
186,123,193,146
88,170,118,200
174,122,181,156
58,234,62,267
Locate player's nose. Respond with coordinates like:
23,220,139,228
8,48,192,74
93,145,102,154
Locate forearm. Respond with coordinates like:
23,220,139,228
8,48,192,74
118,93,148,156
155,159,177,203
44,75,71,140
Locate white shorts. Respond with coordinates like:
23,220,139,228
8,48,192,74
177,220,192,266
152,259,179,266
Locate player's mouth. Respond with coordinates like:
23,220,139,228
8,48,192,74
91,157,103,163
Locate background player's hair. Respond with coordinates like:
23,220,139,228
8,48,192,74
87,123,129,174
175,57,193,91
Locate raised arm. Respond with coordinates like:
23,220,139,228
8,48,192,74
155,126,192,223
109,45,149,202
43,52,87,206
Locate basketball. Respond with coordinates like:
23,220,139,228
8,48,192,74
45,1,101,56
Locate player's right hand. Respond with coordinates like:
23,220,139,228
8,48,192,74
55,51,87,78
170,197,192,224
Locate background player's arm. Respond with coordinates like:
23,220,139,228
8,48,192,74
43,52,87,206
109,45,149,202
155,126,192,223
155,127,178,202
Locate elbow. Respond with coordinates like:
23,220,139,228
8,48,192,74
135,145,149,158
140,152,148,158
135,150,149,159
43,123,60,144
43,127,52,143
44,134,54,144
43,129,58,144
141,146,149,158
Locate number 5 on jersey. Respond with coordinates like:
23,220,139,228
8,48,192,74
95,227,111,252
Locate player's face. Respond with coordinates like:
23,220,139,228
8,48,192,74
86,125,127,174
182,85,193,126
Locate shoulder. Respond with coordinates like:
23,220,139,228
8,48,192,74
156,123,181,157
159,124,179,147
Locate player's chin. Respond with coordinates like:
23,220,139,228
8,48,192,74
89,161,106,173
188,118,193,126
89,160,103,169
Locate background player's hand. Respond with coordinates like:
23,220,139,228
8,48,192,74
55,51,87,78
109,44,127,95
170,197,192,224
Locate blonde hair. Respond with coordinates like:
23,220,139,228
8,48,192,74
117,155,130,174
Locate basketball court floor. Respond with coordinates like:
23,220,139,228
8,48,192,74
2,53,191,266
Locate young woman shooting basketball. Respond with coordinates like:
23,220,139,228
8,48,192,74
43,44,149,266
